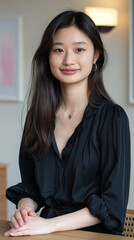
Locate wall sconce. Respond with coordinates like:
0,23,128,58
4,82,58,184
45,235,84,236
84,7,118,33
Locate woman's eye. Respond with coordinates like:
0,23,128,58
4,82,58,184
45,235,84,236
76,48,84,53
55,48,63,53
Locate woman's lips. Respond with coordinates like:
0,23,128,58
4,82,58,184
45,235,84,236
61,69,79,75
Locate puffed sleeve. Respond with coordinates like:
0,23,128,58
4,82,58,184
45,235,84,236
86,104,130,232
6,148,44,211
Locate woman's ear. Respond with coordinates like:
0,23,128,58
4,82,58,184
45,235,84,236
93,50,100,64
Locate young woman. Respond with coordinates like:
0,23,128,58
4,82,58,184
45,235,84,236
5,10,130,237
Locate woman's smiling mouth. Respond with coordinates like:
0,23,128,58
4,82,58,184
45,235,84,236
61,69,79,75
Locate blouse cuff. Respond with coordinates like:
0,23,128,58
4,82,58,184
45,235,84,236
6,183,43,212
86,194,121,230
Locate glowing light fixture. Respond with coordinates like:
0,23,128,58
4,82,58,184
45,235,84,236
84,7,118,33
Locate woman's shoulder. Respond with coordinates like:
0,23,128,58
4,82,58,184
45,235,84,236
97,101,129,128
98,101,128,118
85,101,129,126
95,102,130,139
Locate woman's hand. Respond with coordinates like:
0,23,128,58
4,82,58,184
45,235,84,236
4,216,55,236
8,197,38,230
10,206,36,229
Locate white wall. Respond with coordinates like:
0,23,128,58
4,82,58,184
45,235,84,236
0,0,133,219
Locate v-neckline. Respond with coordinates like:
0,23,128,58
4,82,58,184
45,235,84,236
52,134,62,159
52,104,91,159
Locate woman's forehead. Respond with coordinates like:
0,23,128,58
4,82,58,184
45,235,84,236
52,25,92,45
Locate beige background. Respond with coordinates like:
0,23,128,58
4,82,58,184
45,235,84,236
0,0,133,219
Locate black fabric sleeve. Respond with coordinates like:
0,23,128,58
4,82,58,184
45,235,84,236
86,105,131,232
6,151,44,212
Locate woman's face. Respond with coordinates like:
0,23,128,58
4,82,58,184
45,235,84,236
49,25,99,85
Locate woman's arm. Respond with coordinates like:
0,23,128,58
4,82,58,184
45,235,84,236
85,105,130,232
53,207,101,231
4,207,100,236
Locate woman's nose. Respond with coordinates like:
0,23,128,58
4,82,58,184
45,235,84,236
63,51,75,65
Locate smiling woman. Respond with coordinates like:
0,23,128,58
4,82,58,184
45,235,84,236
5,10,130,237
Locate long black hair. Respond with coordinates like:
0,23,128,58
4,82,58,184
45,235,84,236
21,10,113,161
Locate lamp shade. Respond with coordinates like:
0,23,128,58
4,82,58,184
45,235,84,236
84,7,118,32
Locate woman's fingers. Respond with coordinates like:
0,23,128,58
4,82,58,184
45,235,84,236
28,210,36,217
10,208,36,229
4,231,10,237
10,215,21,229
20,208,29,223
11,209,26,228
4,225,26,237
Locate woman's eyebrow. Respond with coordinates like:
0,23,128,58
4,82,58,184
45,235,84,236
73,41,88,45
52,42,63,45
52,41,88,46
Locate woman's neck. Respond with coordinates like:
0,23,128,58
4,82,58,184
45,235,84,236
60,81,89,112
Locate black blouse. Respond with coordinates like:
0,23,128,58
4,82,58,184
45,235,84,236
6,102,131,235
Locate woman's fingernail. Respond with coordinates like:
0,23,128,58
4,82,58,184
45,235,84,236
4,232,9,236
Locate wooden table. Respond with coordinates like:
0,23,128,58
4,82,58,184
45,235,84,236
0,220,129,240
0,164,8,219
